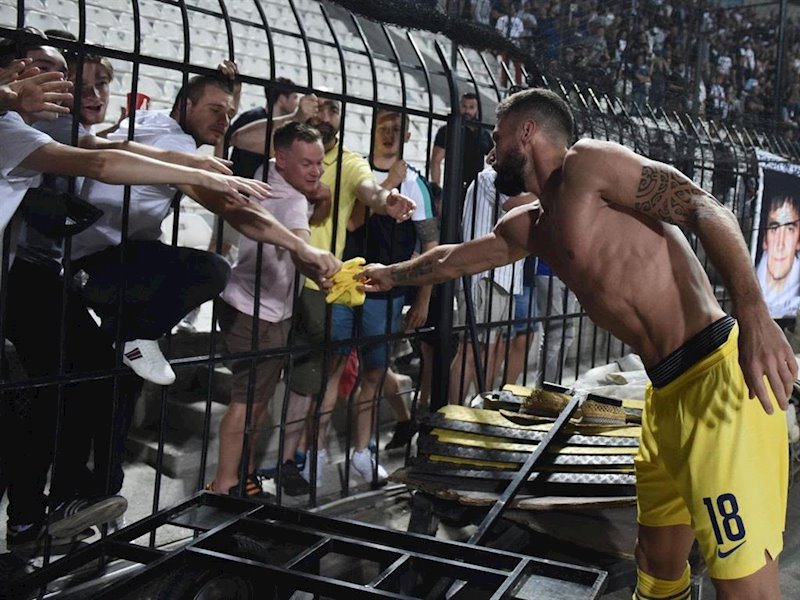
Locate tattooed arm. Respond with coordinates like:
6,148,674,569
566,138,797,413
357,207,531,292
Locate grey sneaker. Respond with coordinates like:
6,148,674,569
351,448,388,484
48,495,128,539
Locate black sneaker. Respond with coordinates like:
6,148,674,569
279,461,309,496
384,420,418,450
7,524,94,557
47,495,128,539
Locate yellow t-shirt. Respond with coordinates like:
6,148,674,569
305,143,374,290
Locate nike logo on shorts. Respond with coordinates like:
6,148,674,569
717,540,746,559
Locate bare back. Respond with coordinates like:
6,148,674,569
500,140,727,366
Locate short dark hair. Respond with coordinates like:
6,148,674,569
0,27,49,67
273,121,322,151
171,74,233,115
766,195,800,220
267,76,295,100
496,87,575,144
461,92,478,102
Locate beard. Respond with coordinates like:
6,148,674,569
309,120,337,146
493,149,527,196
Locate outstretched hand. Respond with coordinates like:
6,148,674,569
0,58,33,86
385,189,415,223
292,244,341,289
2,71,73,115
354,263,393,293
737,315,798,414
184,153,233,175
203,173,271,205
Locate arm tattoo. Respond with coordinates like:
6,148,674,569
634,164,710,225
392,258,435,285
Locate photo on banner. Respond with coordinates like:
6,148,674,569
752,149,800,319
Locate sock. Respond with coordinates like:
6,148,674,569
633,564,690,599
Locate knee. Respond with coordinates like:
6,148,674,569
635,538,689,581
206,252,231,293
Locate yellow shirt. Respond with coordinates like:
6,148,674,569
305,142,374,290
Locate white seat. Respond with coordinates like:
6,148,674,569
142,36,181,61
0,4,17,27
49,0,77,19
25,10,67,33
138,0,164,20
87,6,119,27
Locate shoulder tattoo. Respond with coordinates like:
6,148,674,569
634,164,707,225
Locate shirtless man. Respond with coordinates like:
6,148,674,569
359,88,795,600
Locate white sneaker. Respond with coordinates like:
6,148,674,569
351,448,388,484
120,339,176,385
301,448,327,487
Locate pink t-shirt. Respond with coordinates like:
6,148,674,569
221,160,309,322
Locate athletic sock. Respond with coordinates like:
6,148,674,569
632,564,690,599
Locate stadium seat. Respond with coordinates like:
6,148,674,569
25,10,67,33
0,3,16,27
86,6,119,27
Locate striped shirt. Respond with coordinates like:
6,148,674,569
461,168,523,298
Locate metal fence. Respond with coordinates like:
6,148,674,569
0,0,798,577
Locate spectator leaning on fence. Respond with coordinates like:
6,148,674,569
0,47,287,556
210,122,327,500
450,167,523,404
229,94,415,491
311,108,439,482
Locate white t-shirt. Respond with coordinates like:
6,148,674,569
0,111,53,260
372,164,435,223
73,110,196,259
221,160,309,323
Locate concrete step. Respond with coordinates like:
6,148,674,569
126,427,219,480
165,399,227,436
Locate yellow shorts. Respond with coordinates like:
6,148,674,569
635,324,788,580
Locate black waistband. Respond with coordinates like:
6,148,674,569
646,316,736,388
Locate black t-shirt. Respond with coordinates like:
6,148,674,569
433,122,494,190
225,107,269,178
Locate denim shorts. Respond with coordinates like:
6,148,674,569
331,295,405,370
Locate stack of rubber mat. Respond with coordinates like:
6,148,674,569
392,385,646,508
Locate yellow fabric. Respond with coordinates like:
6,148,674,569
633,565,690,599
635,324,788,580
305,143,375,291
326,257,366,306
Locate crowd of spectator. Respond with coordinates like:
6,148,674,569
1,21,579,559
470,0,800,133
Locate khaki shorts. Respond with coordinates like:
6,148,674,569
635,324,788,580
286,288,328,396
456,279,514,342
218,301,290,405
